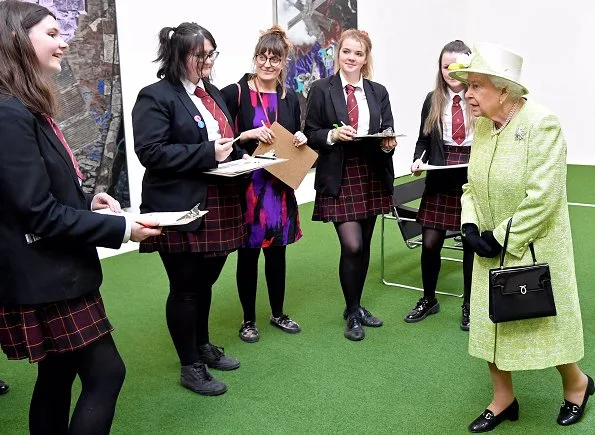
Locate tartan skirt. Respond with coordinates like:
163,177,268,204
417,144,470,231
0,290,112,363
140,182,246,257
313,149,392,223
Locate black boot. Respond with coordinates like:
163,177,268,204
180,362,227,396
197,343,240,371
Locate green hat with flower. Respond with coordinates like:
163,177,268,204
448,42,528,95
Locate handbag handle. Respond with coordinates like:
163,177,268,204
500,218,538,268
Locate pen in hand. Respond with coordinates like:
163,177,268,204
260,120,272,141
411,150,427,176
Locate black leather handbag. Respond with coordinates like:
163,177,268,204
488,218,557,323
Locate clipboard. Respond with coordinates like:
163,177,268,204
253,122,318,189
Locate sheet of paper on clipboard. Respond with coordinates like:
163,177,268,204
204,156,287,177
94,204,208,226
353,129,406,140
253,122,318,189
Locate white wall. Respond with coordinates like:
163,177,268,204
116,0,593,210
463,0,595,166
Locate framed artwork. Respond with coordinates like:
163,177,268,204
275,0,357,122
23,0,130,206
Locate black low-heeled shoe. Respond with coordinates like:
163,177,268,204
468,398,519,433
557,374,595,426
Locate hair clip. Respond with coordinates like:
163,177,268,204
359,30,369,37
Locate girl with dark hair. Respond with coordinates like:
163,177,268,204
404,40,474,330
222,25,305,343
132,22,247,396
304,29,397,341
0,1,161,433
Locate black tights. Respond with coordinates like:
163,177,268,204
333,217,377,315
236,246,286,322
29,334,125,435
159,252,228,366
421,227,473,303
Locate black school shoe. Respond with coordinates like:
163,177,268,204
461,303,470,331
0,380,9,395
197,343,240,371
342,306,383,327
557,374,595,425
344,315,364,341
404,297,440,323
468,398,519,432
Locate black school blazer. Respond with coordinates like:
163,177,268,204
303,72,395,196
221,73,302,155
0,97,125,305
132,78,245,231
414,91,468,193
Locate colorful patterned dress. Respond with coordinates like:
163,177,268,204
244,90,301,248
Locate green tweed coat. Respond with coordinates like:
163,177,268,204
461,99,584,371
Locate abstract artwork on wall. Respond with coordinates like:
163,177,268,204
24,0,130,206
276,0,357,121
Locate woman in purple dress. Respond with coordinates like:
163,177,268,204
222,26,306,343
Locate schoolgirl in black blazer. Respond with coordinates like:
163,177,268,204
304,29,397,342
0,3,160,433
404,40,474,330
132,22,247,397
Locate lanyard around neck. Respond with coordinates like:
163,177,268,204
253,78,278,127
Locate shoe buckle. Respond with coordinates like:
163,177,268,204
572,405,580,414
484,413,492,420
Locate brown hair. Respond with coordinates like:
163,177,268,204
423,40,473,136
251,25,292,99
155,22,217,82
334,29,373,79
0,0,58,116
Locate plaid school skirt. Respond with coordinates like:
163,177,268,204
0,290,112,363
140,182,246,257
417,144,470,231
313,148,392,223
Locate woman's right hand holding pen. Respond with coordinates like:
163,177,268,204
130,217,162,242
331,123,357,142
240,122,275,144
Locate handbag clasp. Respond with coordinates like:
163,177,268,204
519,284,527,295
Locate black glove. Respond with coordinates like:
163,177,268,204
462,224,493,257
481,231,502,258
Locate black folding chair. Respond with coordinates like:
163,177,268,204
380,177,463,297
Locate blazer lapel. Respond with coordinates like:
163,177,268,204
329,73,349,125
363,79,380,134
173,81,209,143
36,115,84,194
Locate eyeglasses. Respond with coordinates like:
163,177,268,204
194,50,219,61
255,54,282,67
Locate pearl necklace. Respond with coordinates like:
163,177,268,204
492,100,520,136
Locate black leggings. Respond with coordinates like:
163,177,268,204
333,217,377,315
421,227,473,303
29,334,125,435
236,246,286,322
159,252,228,366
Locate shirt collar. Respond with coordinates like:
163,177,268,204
339,71,364,91
447,87,465,102
182,78,205,95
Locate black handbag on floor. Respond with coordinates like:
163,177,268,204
488,218,557,323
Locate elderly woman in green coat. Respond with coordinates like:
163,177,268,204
448,43,593,433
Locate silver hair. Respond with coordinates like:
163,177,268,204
488,76,525,99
